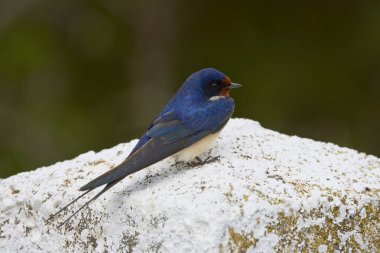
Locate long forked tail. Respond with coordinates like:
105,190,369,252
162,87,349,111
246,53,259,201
46,189,93,222
47,178,122,228
48,137,169,227
47,155,144,227
79,155,147,192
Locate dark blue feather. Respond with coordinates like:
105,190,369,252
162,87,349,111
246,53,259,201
80,97,234,191
80,122,207,191
52,68,239,228
80,68,235,191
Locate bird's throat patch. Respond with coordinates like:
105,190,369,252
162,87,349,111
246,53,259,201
220,88,230,96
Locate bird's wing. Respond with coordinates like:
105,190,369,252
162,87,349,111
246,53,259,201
79,111,213,191
82,99,235,192
127,110,178,155
49,101,233,227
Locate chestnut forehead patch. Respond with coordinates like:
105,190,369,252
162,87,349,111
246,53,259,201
221,76,232,86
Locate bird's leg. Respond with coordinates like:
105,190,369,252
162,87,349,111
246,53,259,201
190,156,220,167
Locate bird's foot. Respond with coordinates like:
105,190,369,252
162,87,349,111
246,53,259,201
189,156,220,167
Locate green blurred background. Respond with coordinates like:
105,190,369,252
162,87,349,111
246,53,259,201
1,0,379,178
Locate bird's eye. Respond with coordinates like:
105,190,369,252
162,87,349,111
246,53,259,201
210,83,218,89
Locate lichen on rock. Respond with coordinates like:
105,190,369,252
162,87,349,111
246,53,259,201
0,118,379,252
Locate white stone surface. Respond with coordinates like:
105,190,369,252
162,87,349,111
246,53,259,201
0,118,380,252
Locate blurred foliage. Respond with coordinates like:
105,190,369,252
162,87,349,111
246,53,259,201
0,0,379,178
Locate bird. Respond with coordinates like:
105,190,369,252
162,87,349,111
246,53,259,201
48,67,241,228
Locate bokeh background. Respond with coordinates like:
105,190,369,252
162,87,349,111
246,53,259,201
1,0,379,178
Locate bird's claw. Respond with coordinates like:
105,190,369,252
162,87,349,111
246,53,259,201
189,156,220,167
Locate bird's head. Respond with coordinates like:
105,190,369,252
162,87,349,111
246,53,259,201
189,68,241,99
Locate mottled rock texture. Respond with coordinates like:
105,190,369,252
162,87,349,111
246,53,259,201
1,118,379,252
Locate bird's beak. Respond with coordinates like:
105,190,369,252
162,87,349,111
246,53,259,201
228,82,242,89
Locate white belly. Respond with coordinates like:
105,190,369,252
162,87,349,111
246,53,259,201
174,131,221,162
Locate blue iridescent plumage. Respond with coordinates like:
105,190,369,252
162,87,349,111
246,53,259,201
49,68,241,227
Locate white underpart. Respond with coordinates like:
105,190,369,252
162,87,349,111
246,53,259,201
175,96,226,161
174,130,222,162
209,96,225,101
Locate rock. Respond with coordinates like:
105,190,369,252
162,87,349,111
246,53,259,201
0,118,379,252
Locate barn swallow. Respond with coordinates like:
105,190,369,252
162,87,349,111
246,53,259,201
48,68,241,227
